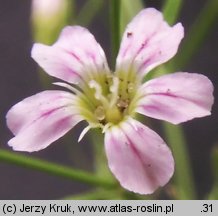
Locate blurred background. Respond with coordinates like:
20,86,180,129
0,0,217,199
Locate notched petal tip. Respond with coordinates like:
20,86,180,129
31,25,110,85
137,72,214,124
6,91,83,152
31,43,49,62
104,118,174,194
8,138,34,153
116,8,185,76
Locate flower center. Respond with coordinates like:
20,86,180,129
75,70,139,131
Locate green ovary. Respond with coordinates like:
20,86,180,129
105,106,122,124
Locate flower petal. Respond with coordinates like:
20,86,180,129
6,90,83,152
116,8,184,77
136,72,214,124
32,26,109,84
105,118,174,194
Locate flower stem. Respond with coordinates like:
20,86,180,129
66,0,75,24
63,189,119,200
120,0,144,34
109,0,121,69
163,123,196,199
91,129,113,179
162,0,183,25
0,149,117,189
76,0,104,26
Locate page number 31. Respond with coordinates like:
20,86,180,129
201,204,213,213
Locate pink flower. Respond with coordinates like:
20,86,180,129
6,8,214,194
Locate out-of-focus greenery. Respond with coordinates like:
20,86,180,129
120,0,144,34
76,0,104,26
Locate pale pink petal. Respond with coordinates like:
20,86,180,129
105,118,174,194
6,91,82,152
32,26,109,84
136,72,214,124
116,8,184,77
31,44,83,84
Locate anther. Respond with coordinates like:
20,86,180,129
89,80,109,107
117,98,129,108
109,76,120,107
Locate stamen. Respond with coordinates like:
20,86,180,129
109,76,120,107
94,106,105,121
53,82,82,95
78,125,91,142
89,80,109,107
102,123,113,133
117,98,129,108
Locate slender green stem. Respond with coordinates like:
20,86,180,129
76,0,104,26
66,0,75,24
110,0,121,69
120,0,144,34
171,0,218,69
162,0,183,24
163,124,196,199
0,149,117,189
91,129,113,179
63,189,119,200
